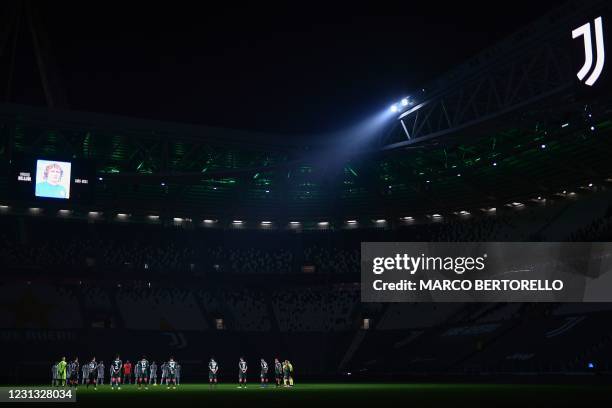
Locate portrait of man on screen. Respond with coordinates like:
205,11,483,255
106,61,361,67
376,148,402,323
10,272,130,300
35,160,71,199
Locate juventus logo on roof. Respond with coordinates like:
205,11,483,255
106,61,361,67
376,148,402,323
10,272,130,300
572,16,605,86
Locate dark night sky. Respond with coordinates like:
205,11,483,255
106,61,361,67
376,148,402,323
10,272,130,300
9,1,562,136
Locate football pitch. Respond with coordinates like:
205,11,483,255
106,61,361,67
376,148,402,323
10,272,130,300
58,383,612,407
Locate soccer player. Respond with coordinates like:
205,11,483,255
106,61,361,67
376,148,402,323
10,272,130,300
208,358,219,388
150,361,158,385
260,358,269,387
166,357,178,389
123,360,132,384
282,360,290,387
51,361,58,387
110,355,123,390
57,357,67,387
86,358,98,389
137,357,150,389
238,357,248,388
68,358,79,388
287,360,294,387
97,361,105,385
81,362,88,385
274,358,282,387
160,361,167,385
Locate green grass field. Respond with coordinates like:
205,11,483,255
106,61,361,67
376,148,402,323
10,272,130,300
51,383,612,407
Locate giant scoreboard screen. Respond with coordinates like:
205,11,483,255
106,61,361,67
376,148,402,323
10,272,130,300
10,155,96,204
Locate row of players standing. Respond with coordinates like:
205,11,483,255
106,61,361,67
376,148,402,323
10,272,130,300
51,356,181,389
52,356,294,388
216,357,294,388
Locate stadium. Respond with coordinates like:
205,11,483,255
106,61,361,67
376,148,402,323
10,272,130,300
1,0,612,406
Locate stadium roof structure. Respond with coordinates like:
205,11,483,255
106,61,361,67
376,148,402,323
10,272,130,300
0,99,611,225
1,0,612,226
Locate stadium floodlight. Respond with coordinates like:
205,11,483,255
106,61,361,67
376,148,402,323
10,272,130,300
591,126,595,131
0,205,10,210
346,220,357,224
401,216,414,221
375,219,386,223
265,190,270,193
318,221,329,226
88,211,101,217
29,207,41,213
58,209,71,215
458,210,470,216
173,217,183,222
493,162,497,166
541,144,546,149
401,98,409,106
561,123,569,128
457,173,461,177
431,214,442,218
117,213,129,218
261,221,272,225
98,177,103,181
289,221,301,226
389,104,399,113
588,183,594,187
203,219,216,224
161,182,166,186
148,215,160,220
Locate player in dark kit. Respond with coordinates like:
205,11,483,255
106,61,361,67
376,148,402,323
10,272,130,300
208,358,219,389
97,361,105,385
68,358,79,388
137,357,150,390
86,358,98,389
149,361,158,385
51,362,58,387
260,358,269,387
166,357,178,389
238,357,248,388
110,356,123,390
274,358,282,387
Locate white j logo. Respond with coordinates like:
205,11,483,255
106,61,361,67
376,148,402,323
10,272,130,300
572,16,605,86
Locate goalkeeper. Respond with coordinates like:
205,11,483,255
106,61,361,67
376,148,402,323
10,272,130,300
57,357,67,387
